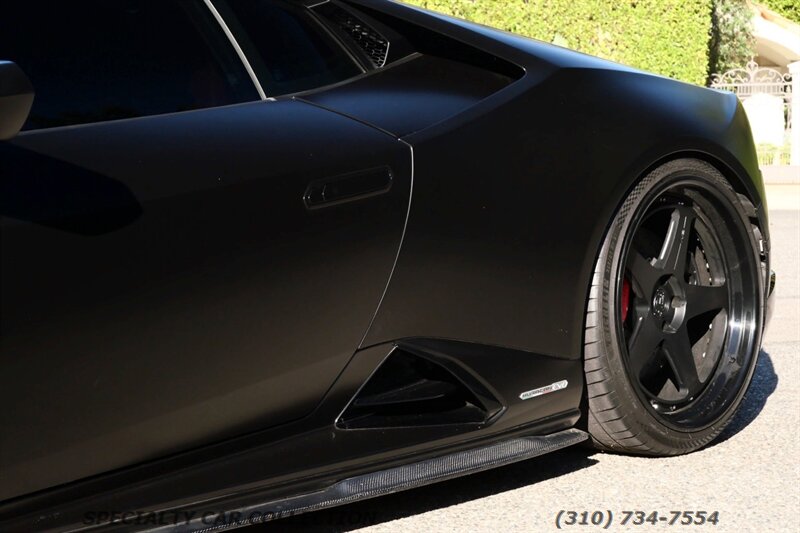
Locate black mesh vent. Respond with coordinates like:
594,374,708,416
323,5,389,68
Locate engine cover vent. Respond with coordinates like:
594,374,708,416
315,3,390,68
337,345,502,430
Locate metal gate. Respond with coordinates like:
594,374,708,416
711,60,793,165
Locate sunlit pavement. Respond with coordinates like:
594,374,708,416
766,183,800,212
254,183,800,533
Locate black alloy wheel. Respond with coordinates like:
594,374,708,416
584,159,764,455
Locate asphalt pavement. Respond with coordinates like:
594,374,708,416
256,183,800,533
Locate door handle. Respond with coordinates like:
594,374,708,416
304,166,393,210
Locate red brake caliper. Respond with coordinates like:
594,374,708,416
621,277,631,322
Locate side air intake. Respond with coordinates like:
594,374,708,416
337,346,503,430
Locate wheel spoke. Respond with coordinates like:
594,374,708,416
627,316,664,377
655,206,695,277
685,284,729,319
627,248,662,298
663,327,701,393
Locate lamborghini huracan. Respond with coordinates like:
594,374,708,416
0,0,776,531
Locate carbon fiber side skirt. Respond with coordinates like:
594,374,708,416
167,428,588,533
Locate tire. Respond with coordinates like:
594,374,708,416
585,158,764,456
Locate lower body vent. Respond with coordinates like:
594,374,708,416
337,345,503,430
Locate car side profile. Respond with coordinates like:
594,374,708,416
0,1,775,531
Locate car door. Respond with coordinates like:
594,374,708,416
0,1,411,500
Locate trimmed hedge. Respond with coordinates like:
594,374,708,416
402,0,712,85
760,0,800,23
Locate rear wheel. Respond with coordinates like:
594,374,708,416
585,159,763,455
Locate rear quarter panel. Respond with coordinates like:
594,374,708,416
362,66,765,360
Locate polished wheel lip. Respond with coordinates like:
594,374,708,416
615,176,761,431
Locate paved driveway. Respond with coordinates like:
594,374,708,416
257,184,800,533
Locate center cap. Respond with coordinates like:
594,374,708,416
651,277,687,332
652,287,671,319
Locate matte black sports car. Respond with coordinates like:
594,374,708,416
0,0,776,530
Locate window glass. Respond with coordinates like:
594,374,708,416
0,1,260,130
218,0,363,96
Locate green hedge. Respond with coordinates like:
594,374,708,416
759,0,800,23
402,0,712,85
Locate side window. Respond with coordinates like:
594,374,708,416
216,0,364,96
0,1,260,130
